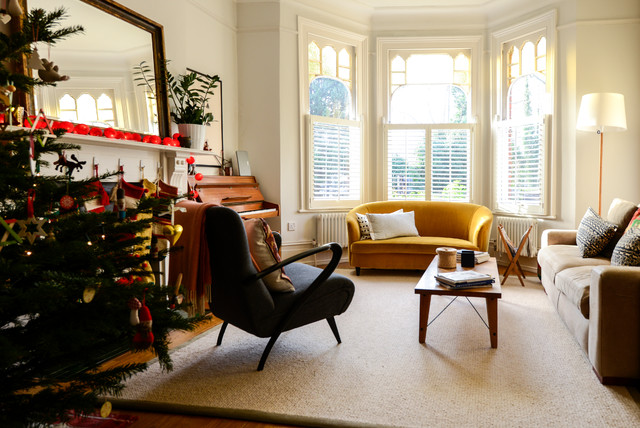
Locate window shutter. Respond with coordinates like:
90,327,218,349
431,128,471,201
386,128,426,200
495,115,547,214
308,115,362,208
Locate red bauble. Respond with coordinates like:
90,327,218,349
57,121,74,133
190,189,199,199
172,133,181,140
60,195,75,210
162,137,173,146
186,156,195,164
74,123,90,135
142,135,152,143
194,172,203,181
89,127,103,137
149,135,161,145
132,133,142,142
103,128,117,139
115,131,125,139
123,132,135,140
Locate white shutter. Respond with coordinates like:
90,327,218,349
495,115,547,215
308,115,362,209
431,128,471,201
386,128,426,200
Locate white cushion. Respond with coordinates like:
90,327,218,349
356,209,402,240
366,211,419,240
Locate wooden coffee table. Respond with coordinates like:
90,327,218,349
414,256,502,348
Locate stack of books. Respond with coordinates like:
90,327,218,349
456,250,490,264
435,270,495,289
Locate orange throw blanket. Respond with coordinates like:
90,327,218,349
169,200,216,316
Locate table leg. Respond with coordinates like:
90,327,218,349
419,293,432,343
486,296,498,348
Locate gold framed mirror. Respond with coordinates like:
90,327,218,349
26,0,170,137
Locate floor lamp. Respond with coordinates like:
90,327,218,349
576,93,627,216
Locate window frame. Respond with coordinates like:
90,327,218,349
298,17,367,211
491,10,557,218
377,36,482,203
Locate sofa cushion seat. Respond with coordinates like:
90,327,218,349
554,266,592,318
350,236,478,254
538,244,610,274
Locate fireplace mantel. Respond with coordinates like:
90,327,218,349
40,133,212,194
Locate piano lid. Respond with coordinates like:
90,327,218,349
187,175,279,218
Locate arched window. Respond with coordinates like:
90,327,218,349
309,76,352,119
57,92,116,127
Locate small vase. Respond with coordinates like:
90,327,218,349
177,123,206,151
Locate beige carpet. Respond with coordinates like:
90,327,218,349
109,269,640,427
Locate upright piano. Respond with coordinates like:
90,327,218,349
187,175,279,218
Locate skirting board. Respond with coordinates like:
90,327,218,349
281,241,349,267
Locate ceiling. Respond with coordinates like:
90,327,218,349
355,0,495,7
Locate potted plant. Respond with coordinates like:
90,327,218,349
133,62,220,150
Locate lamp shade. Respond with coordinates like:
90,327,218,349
576,92,627,133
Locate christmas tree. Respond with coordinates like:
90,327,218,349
0,7,204,427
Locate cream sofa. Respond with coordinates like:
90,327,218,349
537,200,640,384
346,201,493,275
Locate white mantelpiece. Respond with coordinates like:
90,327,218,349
40,133,211,194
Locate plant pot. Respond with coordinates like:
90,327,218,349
177,123,206,151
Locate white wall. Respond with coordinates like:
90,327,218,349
120,0,239,161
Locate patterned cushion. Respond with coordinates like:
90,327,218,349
356,213,372,240
576,207,618,258
356,209,402,240
611,228,640,266
625,207,640,232
244,218,294,292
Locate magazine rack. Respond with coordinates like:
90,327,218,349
497,223,534,287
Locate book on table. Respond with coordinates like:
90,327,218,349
435,270,495,289
456,250,490,264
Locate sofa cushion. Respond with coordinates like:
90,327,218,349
244,218,294,293
356,213,372,240
350,235,477,254
555,266,592,318
576,207,617,257
611,228,640,266
367,210,419,240
625,207,640,232
537,245,610,276
602,198,638,257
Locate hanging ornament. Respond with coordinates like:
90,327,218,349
132,300,154,350
100,401,112,419
16,217,46,245
59,194,75,211
7,0,22,17
0,12,11,24
38,58,70,83
162,224,183,245
28,48,45,70
0,217,22,252
82,286,96,303
128,297,141,325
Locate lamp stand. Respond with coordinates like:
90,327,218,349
598,131,603,216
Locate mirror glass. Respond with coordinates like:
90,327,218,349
28,0,168,136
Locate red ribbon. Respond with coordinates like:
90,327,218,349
27,189,35,218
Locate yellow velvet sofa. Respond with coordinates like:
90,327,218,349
346,201,493,275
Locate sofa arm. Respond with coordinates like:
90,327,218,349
346,211,361,247
588,265,640,383
467,206,493,252
540,229,577,247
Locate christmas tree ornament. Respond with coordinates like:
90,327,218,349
116,187,126,220
162,224,183,245
128,297,141,325
60,195,75,211
82,286,96,303
16,217,46,244
100,401,112,418
0,11,10,24
132,300,154,350
38,58,69,83
27,48,45,70
0,217,22,252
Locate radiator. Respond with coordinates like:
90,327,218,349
496,216,539,257
316,213,348,247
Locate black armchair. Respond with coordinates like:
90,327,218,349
204,206,355,370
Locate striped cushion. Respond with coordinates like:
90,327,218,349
576,207,618,258
611,228,640,266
